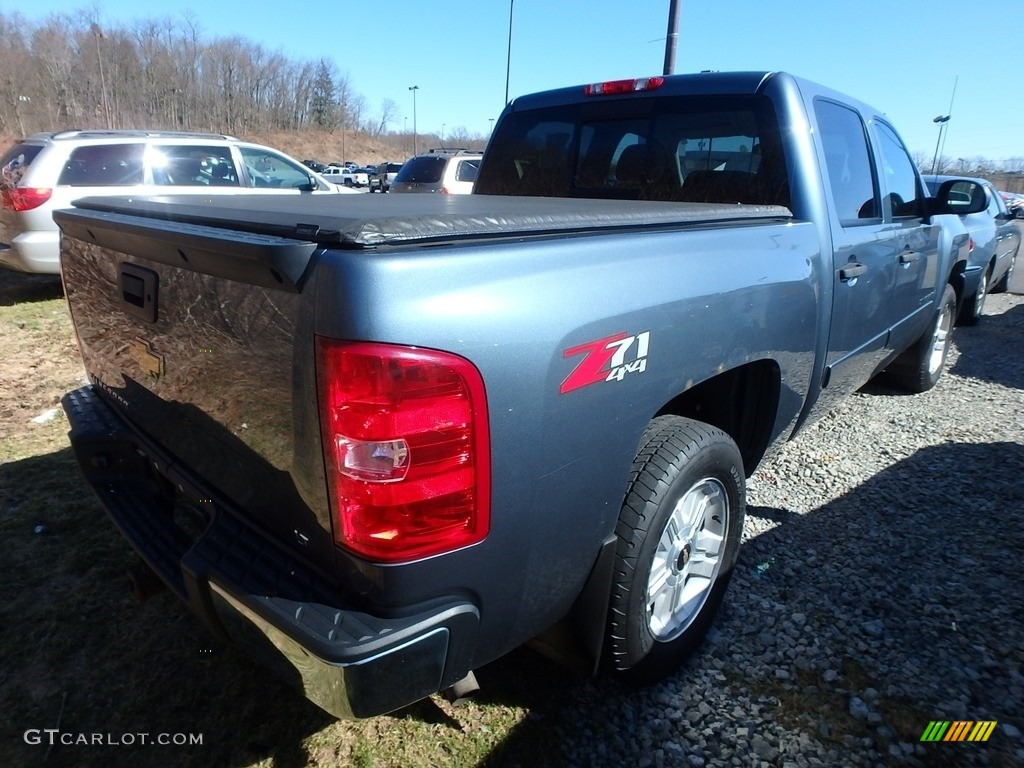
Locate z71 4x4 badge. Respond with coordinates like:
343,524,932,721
560,331,650,394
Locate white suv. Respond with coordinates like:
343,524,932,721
0,130,354,275
390,149,482,195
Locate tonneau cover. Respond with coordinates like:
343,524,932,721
67,193,791,249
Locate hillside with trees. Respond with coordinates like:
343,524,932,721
0,9,486,165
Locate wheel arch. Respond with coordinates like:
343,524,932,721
653,358,781,477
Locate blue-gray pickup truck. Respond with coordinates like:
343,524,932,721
55,71,984,718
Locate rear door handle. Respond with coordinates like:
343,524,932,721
839,262,867,282
899,250,920,265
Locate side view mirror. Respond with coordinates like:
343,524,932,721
299,173,322,192
933,179,987,215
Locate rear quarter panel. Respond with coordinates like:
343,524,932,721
313,218,820,660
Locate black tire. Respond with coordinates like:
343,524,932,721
607,416,745,684
992,253,1016,294
883,283,956,393
958,269,988,326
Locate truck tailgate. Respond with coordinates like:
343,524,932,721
54,205,336,569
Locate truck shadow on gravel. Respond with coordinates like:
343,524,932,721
948,300,1024,390
477,441,1024,767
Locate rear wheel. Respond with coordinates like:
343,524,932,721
883,283,956,393
607,416,745,683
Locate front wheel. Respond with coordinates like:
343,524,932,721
606,416,745,683
882,282,956,393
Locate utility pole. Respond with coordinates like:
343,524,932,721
505,0,515,104
409,85,420,156
663,0,681,76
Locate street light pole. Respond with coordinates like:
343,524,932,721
505,0,514,104
930,115,950,176
409,85,420,156
441,123,446,148
663,0,682,76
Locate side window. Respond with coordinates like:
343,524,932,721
814,100,878,224
874,121,923,218
59,144,144,186
147,145,238,187
239,147,312,189
455,158,479,183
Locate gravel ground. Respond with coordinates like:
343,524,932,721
544,290,1024,768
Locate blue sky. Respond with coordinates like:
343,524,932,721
17,0,1024,162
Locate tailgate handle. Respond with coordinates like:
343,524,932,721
119,263,158,323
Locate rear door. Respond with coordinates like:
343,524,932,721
816,98,896,399
871,119,940,353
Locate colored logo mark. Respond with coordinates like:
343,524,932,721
920,721,998,742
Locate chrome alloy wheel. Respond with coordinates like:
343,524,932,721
927,298,955,376
646,477,729,641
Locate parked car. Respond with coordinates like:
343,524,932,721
370,162,403,192
302,159,328,173
390,148,481,194
320,166,368,187
0,130,354,275
999,190,1024,216
925,175,1021,322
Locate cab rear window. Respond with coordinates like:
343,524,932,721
475,95,790,207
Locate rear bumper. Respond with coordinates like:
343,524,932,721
0,232,61,274
62,385,479,718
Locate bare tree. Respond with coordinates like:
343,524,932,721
373,98,398,137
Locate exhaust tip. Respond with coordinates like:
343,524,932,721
441,670,480,705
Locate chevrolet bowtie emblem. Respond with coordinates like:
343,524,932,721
129,337,165,379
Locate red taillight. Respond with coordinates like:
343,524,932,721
440,187,450,195
968,237,975,253
315,338,490,563
0,187,52,212
584,76,665,96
